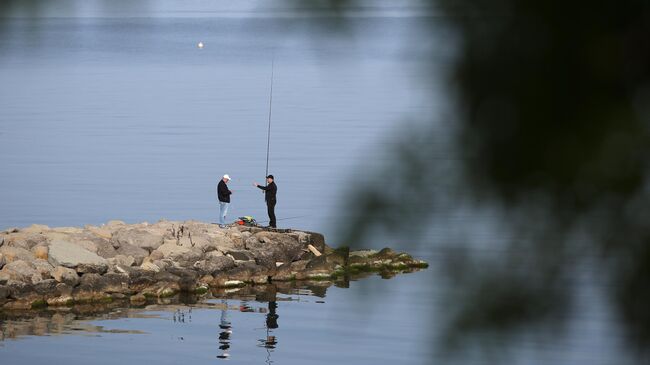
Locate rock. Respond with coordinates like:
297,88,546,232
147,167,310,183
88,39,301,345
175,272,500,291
33,279,58,295
0,260,42,284
274,260,309,281
52,227,84,234
156,242,190,257
111,228,163,252
33,245,48,260
151,259,172,271
32,259,54,279
101,273,130,294
108,254,136,267
156,243,204,267
86,226,113,240
206,250,224,259
350,249,378,258
52,266,80,286
226,249,255,261
193,256,235,275
48,240,108,269
20,224,50,234
177,248,204,267
0,253,5,269
0,285,9,299
140,261,161,272
55,282,73,296
3,233,49,250
130,293,146,305
47,295,73,306
115,242,148,266
60,232,117,259
148,250,164,261
76,262,108,275
247,232,304,264
0,246,36,263
106,220,127,227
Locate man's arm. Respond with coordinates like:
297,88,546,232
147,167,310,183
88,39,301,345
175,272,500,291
254,182,268,191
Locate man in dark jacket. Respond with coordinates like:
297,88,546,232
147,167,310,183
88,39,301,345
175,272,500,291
217,174,232,228
253,175,277,228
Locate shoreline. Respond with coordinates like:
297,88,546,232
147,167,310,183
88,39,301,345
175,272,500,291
0,220,428,311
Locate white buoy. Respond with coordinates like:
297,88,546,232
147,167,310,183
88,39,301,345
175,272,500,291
197,41,204,49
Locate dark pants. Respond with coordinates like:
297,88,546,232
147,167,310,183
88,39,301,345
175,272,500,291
266,200,276,227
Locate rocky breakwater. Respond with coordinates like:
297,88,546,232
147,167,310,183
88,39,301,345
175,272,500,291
0,220,428,310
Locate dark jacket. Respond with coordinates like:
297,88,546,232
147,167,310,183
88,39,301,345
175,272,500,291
217,180,232,203
256,182,277,203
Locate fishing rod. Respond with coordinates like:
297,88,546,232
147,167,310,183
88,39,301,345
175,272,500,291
256,215,310,224
264,57,274,189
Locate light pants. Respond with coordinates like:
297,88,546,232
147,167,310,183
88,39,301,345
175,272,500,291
219,202,230,225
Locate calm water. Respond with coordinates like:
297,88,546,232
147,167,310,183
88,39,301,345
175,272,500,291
0,13,633,365
0,273,433,365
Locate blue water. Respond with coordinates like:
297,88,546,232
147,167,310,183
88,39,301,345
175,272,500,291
0,11,635,365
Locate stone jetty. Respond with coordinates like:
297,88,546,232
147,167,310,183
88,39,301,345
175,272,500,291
0,220,428,310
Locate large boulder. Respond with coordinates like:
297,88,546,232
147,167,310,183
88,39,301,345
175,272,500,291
2,233,48,250
111,228,164,252
193,256,235,275
0,260,43,284
0,246,36,263
18,224,50,235
107,254,136,268
115,242,148,266
246,232,304,265
48,240,108,272
51,266,80,286
85,225,114,240
32,259,54,279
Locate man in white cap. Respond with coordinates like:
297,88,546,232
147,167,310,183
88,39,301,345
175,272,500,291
217,174,232,228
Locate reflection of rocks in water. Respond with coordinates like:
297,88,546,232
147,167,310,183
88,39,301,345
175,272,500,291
0,310,148,341
0,282,330,343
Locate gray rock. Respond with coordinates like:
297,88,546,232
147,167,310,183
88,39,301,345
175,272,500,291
75,273,104,293
156,242,189,257
349,249,378,258
32,259,54,279
3,233,48,250
48,240,108,269
156,243,203,267
55,282,73,296
0,260,42,284
0,285,9,299
140,261,161,272
115,242,148,266
52,266,80,286
0,246,36,263
108,254,136,267
101,273,129,294
247,232,304,264
111,229,163,252
193,256,235,275
226,249,255,261
76,262,108,275
33,279,58,295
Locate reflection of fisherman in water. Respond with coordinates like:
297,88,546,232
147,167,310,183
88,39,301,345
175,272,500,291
217,300,232,359
261,300,279,349
258,285,279,350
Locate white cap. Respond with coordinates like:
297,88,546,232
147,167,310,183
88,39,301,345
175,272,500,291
223,174,231,180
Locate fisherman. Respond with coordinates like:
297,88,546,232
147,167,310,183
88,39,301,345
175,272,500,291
217,174,232,228
253,175,277,228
